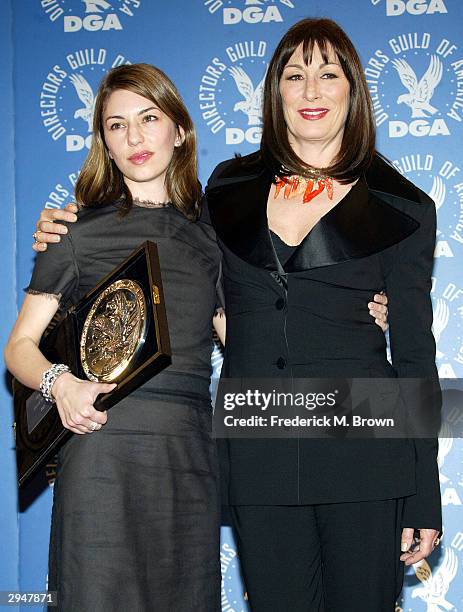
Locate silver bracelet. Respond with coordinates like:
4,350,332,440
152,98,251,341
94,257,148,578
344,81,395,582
40,363,71,402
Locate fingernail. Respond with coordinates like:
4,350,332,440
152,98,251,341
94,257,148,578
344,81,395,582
52,236,60,242
401,542,409,552
61,227,68,234
369,310,375,315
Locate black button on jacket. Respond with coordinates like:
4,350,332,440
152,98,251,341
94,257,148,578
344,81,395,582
205,151,442,531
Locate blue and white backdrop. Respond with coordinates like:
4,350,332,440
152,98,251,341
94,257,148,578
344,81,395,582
0,1,462,610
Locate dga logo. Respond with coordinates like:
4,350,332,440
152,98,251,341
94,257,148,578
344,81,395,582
220,530,248,612
40,49,131,151
41,0,141,32
199,41,267,145
412,547,458,610
365,33,463,138
392,153,463,257
44,171,80,209
203,0,295,25
370,0,448,16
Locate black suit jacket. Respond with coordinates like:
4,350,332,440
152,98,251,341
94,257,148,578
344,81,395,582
206,151,442,530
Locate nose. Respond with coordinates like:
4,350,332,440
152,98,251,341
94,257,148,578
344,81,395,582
127,121,144,146
303,76,320,101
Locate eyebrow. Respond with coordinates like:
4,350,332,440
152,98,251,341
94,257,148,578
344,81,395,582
283,62,340,69
105,106,158,121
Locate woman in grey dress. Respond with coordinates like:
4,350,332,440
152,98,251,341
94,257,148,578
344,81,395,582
5,64,224,611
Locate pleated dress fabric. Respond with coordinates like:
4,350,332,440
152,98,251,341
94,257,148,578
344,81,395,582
27,203,222,611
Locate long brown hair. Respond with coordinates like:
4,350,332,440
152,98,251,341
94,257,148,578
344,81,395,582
75,63,201,220
260,18,375,183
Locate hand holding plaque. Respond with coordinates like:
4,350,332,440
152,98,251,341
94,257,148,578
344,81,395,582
14,241,171,486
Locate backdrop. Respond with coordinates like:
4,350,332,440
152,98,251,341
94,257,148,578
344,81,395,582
1,1,462,611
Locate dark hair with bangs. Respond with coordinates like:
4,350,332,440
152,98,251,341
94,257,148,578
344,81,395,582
75,63,202,220
260,18,375,183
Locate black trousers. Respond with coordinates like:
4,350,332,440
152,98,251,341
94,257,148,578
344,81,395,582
230,499,405,612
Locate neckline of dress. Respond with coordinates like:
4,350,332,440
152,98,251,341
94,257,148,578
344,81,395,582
133,200,173,209
267,177,363,247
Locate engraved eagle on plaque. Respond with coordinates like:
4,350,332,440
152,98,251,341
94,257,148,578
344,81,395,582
80,279,147,382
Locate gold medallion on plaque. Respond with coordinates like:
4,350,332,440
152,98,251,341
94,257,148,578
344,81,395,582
80,279,147,382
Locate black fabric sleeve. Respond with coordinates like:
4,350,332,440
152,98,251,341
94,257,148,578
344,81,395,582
201,191,224,314
385,202,442,531
199,194,212,225
25,231,79,308
215,259,225,316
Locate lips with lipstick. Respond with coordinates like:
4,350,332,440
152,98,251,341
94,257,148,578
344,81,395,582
298,108,329,120
128,151,153,164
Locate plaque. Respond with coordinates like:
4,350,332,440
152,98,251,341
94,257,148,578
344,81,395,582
80,279,148,382
13,241,171,486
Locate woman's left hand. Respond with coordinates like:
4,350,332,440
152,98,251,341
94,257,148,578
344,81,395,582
400,527,441,565
369,292,389,332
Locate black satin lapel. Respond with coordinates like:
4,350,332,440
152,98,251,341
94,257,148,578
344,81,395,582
207,172,280,271
284,179,419,273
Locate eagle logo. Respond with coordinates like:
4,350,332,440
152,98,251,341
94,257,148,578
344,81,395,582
428,176,446,211
412,547,458,611
391,55,443,118
82,0,112,12
228,66,266,126
432,297,450,346
69,73,95,133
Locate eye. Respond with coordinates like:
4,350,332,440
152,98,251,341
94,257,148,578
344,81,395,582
321,72,338,79
285,73,303,81
143,114,158,122
108,122,124,130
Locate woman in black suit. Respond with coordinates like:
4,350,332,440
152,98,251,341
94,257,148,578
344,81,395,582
30,19,436,611
204,18,441,612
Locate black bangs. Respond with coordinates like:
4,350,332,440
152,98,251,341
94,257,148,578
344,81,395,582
301,36,331,66
277,27,351,84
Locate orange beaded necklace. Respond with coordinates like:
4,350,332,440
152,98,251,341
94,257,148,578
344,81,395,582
274,174,334,203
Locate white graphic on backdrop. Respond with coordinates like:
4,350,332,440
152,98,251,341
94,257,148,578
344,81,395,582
83,0,112,11
199,41,268,145
40,50,131,151
412,547,458,611
429,175,446,210
203,0,295,24
41,0,141,32
431,279,463,379
364,33,462,138
392,153,463,377
69,74,95,132
44,171,80,209
433,298,450,344
371,0,448,17
393,152,463,258
229,66,266,125
220,531,248,612
392,55,443,118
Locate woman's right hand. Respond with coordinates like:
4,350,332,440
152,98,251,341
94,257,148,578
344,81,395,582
33,203,78,252
52,371,116,434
